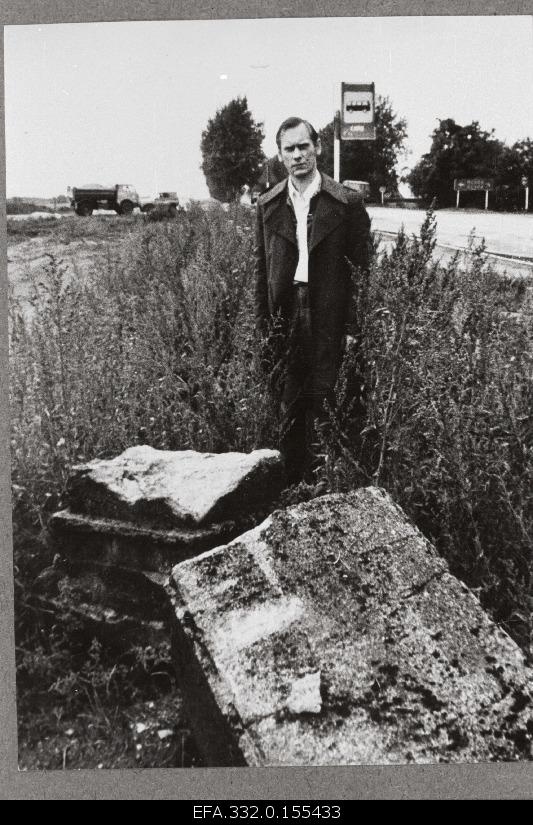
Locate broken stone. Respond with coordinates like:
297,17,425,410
46,447,283,659
170,487,533,766
48,509,241,572
66,445,283,528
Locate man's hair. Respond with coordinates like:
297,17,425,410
276,117,319,149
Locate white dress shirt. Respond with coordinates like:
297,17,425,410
288,170,322,283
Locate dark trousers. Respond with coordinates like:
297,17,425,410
280,283,329,485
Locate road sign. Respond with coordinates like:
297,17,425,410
341,83,376,141
454,178,494,191
521,176,529,187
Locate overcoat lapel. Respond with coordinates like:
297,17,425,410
309,175,347,252
309,196,345,252
264,193,297,247
265,185,298,246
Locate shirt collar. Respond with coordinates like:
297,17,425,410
288,169,321,206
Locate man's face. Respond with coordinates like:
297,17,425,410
278,122,321,183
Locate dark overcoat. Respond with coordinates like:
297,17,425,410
254,173,371,395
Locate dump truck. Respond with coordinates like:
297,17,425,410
68,185,180,217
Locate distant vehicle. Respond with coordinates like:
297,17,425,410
141,192,181,218
342,180,370,200
68,184,180,217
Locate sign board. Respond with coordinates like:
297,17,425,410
454,178,494,192
341,82,376,141
521,176,529,187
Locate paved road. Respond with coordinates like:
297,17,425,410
368,207,533,276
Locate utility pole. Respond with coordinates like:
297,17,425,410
333,110,341,183
522,176,529,211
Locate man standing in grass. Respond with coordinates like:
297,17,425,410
254,116,371,486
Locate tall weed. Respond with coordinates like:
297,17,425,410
322,212,532,648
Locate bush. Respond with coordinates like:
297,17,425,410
9,203,278,529
321,212,533,649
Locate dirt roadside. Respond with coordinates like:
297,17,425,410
7,217,135,318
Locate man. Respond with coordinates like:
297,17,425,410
255,116,371,485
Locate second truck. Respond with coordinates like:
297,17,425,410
68,184,180,217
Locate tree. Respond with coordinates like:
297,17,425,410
317,96,408,201
406,119,506,207
200,97,266,202
509,138,533,181
493,138,533,210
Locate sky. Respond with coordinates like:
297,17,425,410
4,15,533,200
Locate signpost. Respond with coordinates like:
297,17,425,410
454,178,494,210
379,185,386,205
334,82,376,182
521,175,529,211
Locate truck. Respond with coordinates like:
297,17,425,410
68,184,180,217
342,180,371,200
141,192,181,219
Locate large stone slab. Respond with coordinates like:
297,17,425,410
66,445,283,527
170,487,533,766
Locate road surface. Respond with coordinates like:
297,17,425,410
368,206,533,278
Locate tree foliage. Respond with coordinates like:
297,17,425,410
407,120,532,209
317,96,408,200
200,97,266,202
494,138,533,210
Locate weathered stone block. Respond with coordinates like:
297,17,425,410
46,446,283,653
48,509,241,572
170,487,533,766
66,446,283,527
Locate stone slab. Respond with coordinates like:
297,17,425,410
49,508,242,572
170,487,533,766
67,446,283,527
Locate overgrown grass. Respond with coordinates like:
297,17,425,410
9,204,533,766
15,537,201,769
321,213,532,649
10,203,276,524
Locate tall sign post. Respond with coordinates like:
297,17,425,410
522,175,529,211
333,110,341,183
335,82,376,184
